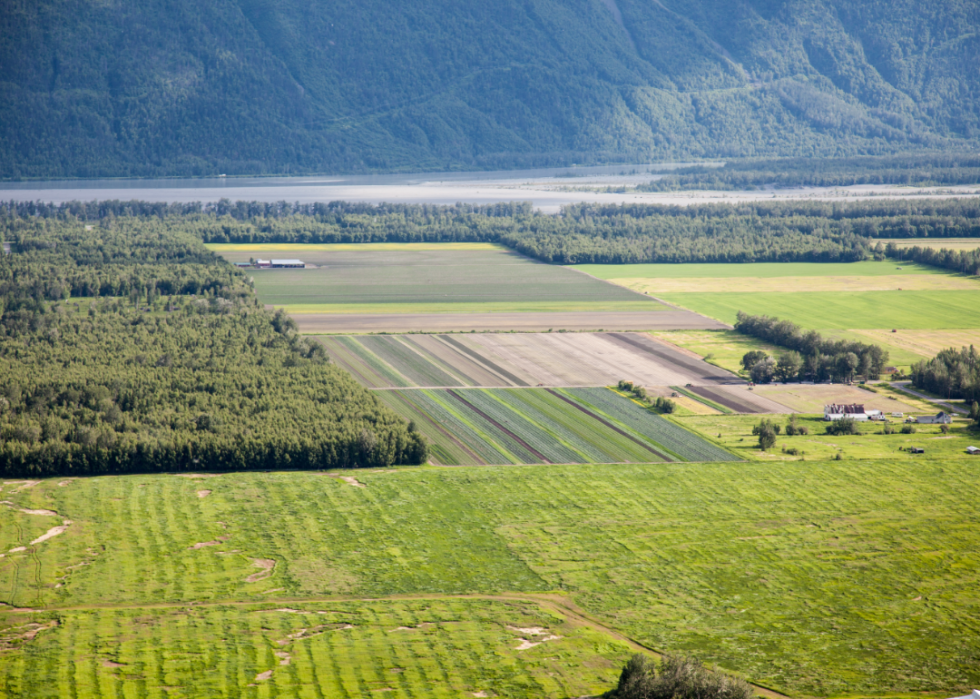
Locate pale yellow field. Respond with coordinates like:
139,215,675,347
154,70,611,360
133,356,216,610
614,274,978,294
850,329,980,359
751,384,926,414
205,242,506,252
879,238,980,251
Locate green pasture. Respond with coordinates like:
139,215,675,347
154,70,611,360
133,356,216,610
650,330,782,375
572,260,944,280
1,463,979,696
215,247,648,308
679,413,980,462
658,290,980,329
0,598,629,698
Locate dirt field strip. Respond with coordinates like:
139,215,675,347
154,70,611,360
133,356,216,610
446,390,551,463
294,310,729,333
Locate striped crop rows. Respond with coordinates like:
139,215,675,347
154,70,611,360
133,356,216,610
375,388,739,466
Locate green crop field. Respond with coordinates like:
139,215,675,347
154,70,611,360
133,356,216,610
374,387,738,465
1,462,978,697
657,290,980,330
572,260,946,280
211,247,652,310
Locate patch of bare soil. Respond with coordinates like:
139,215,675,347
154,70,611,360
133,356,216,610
58,480,73,487
340,476,365,488
196,490,212,498
254,671,273,681
189,536,229,550
275,651,291,666
262,588,285,594
389,622,433,632
507,625,561,651
1,501,60,517
2,481,40,494
30,521,72,546
102,660,125,668
178,473,221,479
0,620,59,650
246,558,276,583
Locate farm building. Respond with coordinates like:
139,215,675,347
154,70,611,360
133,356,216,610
916,412,953,424
966,446,979,455
823,403,883,421
255,259,271,268
271,259,305,268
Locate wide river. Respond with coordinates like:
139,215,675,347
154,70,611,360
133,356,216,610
2,163,978,213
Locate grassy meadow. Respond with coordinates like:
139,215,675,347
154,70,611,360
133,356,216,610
210,246,652,311
1,462,979,697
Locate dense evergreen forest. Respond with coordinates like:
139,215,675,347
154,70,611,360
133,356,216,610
885,244,980,277
2,0,979,178
0,216,428,477
734,312,889,381
911,346,980,403
7,198,978,266
640,155,980,191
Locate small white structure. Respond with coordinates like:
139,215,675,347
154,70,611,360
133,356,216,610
967,446,980,455
916,412,953,425
824,404,882,421
255,259,271,268
270,259,305,268
946,691,980,699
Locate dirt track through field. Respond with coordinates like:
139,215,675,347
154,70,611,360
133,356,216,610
296,310,728,333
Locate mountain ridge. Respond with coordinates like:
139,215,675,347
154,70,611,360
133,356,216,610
1,0,978,178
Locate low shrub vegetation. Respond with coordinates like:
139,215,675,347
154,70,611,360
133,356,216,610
609,654,754,699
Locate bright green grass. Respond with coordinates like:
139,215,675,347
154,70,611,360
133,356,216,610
649,330,780,376
679,413,979,463
1,463,979,696
572,260,944,280
0,598,631,698
658,290,980,329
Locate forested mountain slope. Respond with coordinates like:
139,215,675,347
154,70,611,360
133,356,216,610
2,0,978,178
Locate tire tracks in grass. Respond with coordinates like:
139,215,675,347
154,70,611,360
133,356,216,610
1,591,790,699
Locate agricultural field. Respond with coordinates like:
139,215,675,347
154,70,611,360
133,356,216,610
211,245,655,311
683,384,791,414
375,387,738,465
751,383,930,415
318,332,741,389
849,328,980,361
879,238,980,251
1,463,978,697
650,330,784,375
0,598,632,698
683,413,979,463
293,310,726,333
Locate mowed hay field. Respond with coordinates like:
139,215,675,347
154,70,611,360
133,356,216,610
375,387,738,465
1,464,978,697
750,383,927,414
575,260,980,366
211,245,659,313
318,332,740,388
879,238,980,251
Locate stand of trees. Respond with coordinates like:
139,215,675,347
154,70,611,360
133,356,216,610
735,312,888,382
910,346,980,403
886,243,980,277
0,216,428,477
10,198,980,267
639,155,980,192
609,654,753,699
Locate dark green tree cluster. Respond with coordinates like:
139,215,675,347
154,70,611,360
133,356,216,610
0,218,427,477
609,654,753,699
639,154,980,192
885,244,980,277
735,312,888,382
7,199,979,268
910,346,980,402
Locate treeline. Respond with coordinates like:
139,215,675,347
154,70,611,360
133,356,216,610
0,218,427,477
886,243,980,277
5,199,978,267
734,312,889,382
639,154,980,192
911,346,980,402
